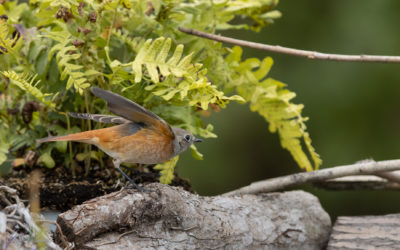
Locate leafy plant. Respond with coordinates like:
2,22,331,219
154,156,179,185
0,0,320,184
225,46,321,171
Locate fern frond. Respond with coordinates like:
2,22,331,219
0,22,22,55
221,0,281,31
146,71,244,111
154,156,179,184
47,33,90,95
226,46,321,171
132,37,194,83
172,0,280,32
122,36,245,111
1,70,55,108
40,0,79,8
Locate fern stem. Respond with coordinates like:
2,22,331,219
0,111,10,124
106,6,118,49
84,91,92,176
65,113,75,178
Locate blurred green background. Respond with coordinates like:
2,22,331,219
178,0,400,220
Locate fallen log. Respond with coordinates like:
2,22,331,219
56,183,331,249
328,214,400,249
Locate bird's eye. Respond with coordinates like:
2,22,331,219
184,135,191,142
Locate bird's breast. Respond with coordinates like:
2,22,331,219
94,126,174,164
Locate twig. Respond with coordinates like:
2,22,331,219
6,218,31,233
0,186,21,207
98,229,137,246
41,219,71,249
224,159,400,196
1,186,60,249
179,27,400,63
5,233,18,250
18,206,59,249
0,193,12,206
375,171,400,183
0,186,18,194
313,175,400,190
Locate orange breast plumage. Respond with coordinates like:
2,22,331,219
93,123,174,164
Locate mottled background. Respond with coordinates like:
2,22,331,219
179,0,400,219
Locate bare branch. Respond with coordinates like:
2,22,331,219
314,175,400,190
375,170,400,183
224,159,400,196
179,27,400,63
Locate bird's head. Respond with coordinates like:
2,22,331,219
172,127,202,156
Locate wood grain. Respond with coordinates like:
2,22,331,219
328,214,400,249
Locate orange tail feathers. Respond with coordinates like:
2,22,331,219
37,131,97,144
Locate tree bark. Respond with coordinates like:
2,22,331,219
56,183,331,249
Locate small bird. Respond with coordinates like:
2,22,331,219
37,87,202,190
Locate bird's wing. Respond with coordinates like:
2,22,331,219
91,87,174,138
69,113,130,124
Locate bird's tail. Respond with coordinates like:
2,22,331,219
37,131,97,144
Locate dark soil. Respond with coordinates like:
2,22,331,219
0,162,193,211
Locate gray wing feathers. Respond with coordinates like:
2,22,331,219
90,87,163,123
68,112,130,124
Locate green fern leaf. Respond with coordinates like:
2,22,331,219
131,37,193,83
0,21,22,55
154,156,179,184
226,46,321,171
116,35,244,113
1,70,55,108
40,0,79,8
47,33,90,95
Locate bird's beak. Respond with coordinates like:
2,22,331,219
194,138,203,143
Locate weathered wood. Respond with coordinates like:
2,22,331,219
56,183,331,249
328,214,400,249
224,159,400,195
314,175,400,190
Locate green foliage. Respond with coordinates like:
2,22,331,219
0,126,10,166
131,37,192,83
47,32,92,95
37,152,56,168
154,156,179,184
0,0,320,184
1,70,55,108
0,21,22,55
225,46,321,171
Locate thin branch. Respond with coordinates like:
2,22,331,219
41,219,71,249
375,170,400,183
179,27,400,63
313,175,400,190
224,159,400,196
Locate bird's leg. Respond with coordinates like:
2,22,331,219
113,158,145,192
137,163,143,171
120,164,159,184
133,163,143,182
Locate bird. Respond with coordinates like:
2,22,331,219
37,87,202,190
